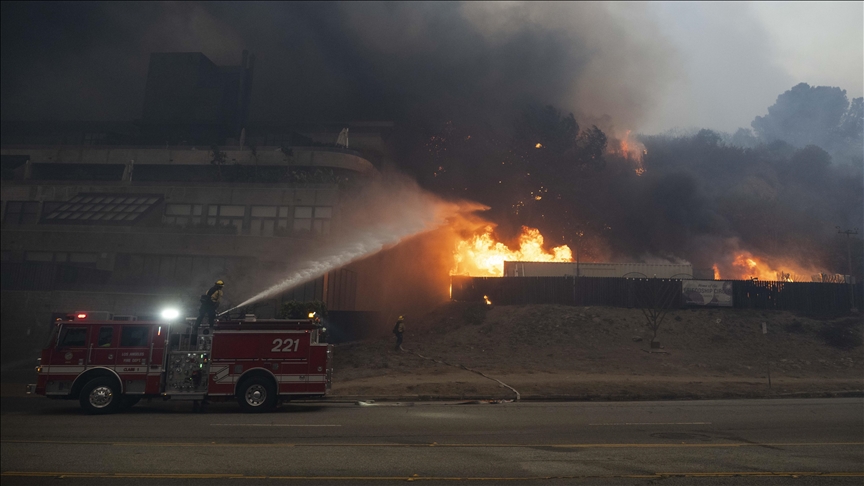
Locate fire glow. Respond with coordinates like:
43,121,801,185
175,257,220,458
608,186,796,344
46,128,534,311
611,130,646,175
718,251,815,282
451,226,572,277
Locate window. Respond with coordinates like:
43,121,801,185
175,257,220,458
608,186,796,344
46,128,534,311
293,206,332,235
58,327,87,347
83,133,106,145
69,253,98,267
207,205,244,233
250,206,291,236
3,201,39,225
25,252,54,262
42,193,161,225
163,204,203,226
97,327,113,347
24,252,81,264
114,254,226,286
120,326,150,347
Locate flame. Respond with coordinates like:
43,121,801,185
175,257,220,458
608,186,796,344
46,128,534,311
720,251,815,282
535,143,543,149
610,130,647,175
451,226,573,276
712,264,720,280
483,295,492,305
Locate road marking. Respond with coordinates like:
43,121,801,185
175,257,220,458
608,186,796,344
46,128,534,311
2,439,861,449
2,471,862,480
589,422,712,426
210,423,341,427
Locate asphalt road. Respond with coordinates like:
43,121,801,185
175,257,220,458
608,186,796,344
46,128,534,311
1,396,862,485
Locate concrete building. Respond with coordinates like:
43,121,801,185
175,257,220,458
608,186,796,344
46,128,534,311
0,51,387,365
140,51,254,145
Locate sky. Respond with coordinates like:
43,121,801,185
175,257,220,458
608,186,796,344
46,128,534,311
645,1,863,134
1,1,861,136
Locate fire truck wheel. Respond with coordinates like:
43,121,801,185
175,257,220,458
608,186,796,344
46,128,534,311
79,377,121,415
237,377,276,413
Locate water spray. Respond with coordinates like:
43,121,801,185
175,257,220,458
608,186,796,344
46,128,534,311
220,178,483,316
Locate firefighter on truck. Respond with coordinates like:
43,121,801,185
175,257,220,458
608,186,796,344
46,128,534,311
26,309,333,414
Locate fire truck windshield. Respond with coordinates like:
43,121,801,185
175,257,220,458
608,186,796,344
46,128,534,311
45,325,60,347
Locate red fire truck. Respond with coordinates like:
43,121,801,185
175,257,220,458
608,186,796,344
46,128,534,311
26,313,332,414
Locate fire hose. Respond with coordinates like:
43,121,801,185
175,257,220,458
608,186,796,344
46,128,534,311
403,348,521,401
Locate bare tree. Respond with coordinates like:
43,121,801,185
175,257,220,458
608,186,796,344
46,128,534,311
633,279,680,348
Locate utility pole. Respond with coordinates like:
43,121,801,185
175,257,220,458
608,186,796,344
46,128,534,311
836,227,859,312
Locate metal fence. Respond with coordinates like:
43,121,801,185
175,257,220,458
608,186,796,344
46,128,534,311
451,276,861,315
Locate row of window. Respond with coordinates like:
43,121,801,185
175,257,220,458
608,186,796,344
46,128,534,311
3,201,334,236
162,204,332,236
24,252,99,266
113,253,232,286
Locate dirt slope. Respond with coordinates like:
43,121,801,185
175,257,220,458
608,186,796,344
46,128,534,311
331,303,863,399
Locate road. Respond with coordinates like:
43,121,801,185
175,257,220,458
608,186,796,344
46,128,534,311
1,396,862,485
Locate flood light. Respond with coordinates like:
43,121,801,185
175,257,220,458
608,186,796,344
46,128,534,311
160,308,180,320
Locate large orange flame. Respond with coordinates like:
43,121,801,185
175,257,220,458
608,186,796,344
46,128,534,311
715,251,816,282
451,226,572,276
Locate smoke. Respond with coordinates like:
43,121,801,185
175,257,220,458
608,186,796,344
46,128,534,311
1,2,677,132
224,172,484,312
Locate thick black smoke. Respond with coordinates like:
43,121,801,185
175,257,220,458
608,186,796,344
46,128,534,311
1,2,674,130
408,96,863,280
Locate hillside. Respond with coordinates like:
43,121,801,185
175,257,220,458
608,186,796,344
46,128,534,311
331,303,863,400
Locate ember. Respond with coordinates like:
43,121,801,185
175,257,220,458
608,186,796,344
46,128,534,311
451,226,572,277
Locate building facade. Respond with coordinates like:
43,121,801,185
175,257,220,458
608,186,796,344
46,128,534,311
1,51,390,364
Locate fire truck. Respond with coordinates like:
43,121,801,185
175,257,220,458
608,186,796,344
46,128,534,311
26,312,332,414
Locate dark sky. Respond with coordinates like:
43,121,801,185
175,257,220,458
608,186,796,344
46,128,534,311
1,2,675,132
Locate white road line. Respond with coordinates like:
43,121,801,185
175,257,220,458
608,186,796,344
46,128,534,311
589,422,712,426
210,424,341,427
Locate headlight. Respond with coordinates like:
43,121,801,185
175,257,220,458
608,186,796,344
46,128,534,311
161,308,180,320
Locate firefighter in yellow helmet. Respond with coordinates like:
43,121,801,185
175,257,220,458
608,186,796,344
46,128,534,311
393,315,405,351
195,280,224,333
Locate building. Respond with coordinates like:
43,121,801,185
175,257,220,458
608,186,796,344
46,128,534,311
139,51,254,145
0,51,388,364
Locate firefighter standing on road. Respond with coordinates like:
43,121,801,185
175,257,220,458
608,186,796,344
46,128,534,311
195,280,224,332
393,315,405,351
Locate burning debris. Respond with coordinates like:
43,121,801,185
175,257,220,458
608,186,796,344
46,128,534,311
718,251,818,282
451,226,572,277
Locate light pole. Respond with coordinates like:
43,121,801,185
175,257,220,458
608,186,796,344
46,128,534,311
836,227,859,312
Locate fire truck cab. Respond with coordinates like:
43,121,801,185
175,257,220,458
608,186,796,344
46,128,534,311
27,314,332,414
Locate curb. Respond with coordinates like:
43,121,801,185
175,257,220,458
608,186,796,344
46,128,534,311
323,390,864,403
